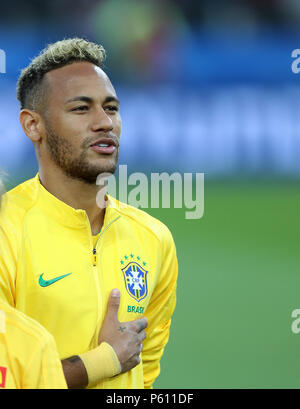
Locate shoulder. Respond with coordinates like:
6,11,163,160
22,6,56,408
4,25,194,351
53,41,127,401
1,176,38,213
108,196,175,247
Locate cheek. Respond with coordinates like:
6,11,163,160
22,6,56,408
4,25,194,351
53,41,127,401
49,114,85,145
61,116,85,136
114,116,122,137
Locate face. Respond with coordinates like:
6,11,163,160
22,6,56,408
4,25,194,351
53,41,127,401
41,62,121,184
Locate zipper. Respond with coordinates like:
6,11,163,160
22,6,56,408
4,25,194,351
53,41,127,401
91,215,121,267
90,214,121,348
92,248,97,266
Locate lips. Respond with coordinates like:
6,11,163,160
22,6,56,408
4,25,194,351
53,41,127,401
90,137,117,155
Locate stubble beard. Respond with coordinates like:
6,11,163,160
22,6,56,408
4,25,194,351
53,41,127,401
45,126,119,184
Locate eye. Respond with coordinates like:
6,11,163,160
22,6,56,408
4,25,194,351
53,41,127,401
72,105,89,112
104,105,119,112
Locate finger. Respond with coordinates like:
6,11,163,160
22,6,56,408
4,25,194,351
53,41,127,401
138,330,146,343
106,289,121,322
132,317,148,333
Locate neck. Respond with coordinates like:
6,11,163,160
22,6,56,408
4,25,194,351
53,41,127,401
39,165,105,235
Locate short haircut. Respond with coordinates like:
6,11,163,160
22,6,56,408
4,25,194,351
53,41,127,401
16,38,106,111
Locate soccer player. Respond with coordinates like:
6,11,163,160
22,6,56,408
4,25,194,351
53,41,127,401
0,38,178,389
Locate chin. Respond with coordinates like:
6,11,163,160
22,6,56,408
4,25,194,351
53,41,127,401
83,165,118,185
95,157,118,175
65,154,118,184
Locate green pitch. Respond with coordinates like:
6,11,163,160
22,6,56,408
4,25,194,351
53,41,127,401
149,180,300,389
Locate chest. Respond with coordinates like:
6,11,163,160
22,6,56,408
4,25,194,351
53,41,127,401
15,221,160,325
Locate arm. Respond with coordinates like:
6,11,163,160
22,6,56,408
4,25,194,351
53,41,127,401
61,356,88,389
62,289,148,389
142,225,178,389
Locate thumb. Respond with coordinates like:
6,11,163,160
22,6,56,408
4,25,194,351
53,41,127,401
106,289,121,322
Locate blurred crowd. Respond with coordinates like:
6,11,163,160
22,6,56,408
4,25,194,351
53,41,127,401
1,0,300,180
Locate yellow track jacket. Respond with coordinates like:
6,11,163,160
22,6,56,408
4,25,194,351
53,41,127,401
0,174,178,389
0,300,67,389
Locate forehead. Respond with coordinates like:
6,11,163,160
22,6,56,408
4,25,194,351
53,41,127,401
45,61,116,102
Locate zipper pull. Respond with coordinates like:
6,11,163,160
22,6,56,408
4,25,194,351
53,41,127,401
92,248,97,266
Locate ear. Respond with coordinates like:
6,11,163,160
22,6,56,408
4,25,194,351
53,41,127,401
19,109,44,143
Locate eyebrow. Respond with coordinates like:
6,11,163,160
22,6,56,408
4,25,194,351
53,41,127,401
65,95,120,104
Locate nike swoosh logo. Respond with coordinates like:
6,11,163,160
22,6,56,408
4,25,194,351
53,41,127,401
38,273,72,287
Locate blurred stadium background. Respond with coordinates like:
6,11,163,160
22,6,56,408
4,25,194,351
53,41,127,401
1,0,300,388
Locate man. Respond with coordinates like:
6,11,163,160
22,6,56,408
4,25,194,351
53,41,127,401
0,176,67,389
0,38,178,389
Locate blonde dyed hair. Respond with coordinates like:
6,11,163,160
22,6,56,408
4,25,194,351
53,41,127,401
17,38,106,111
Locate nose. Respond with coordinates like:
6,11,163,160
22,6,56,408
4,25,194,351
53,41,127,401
91,107,113,133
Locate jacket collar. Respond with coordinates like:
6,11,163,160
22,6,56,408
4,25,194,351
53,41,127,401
34,173,121,231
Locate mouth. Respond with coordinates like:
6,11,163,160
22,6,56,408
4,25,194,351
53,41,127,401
90,137,117,155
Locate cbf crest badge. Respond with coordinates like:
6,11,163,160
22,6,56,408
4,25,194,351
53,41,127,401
121,255,148,302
